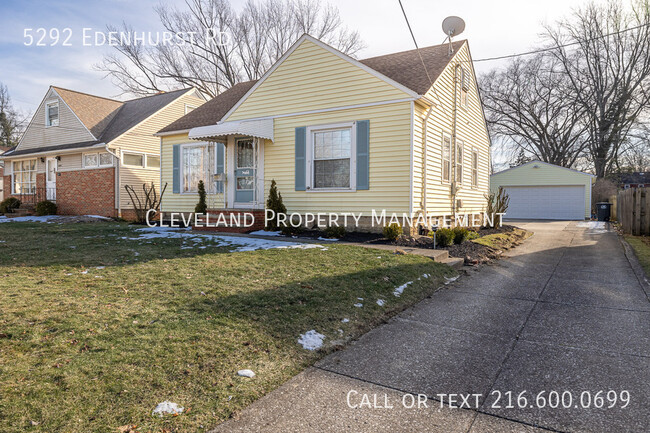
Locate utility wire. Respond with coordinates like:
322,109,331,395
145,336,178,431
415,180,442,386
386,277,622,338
473,22,650,63
398,0,434,88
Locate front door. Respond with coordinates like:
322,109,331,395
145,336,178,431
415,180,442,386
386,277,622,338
234,138,255,204
45,157,57,201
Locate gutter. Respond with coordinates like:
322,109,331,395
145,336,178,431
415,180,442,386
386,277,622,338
0,143,106,160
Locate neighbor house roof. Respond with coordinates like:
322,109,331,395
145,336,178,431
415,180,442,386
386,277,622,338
157,38,466,134
359,40,465,95
3,87,194,159
157,81,256,134
52,87,124,138
613,172,650,185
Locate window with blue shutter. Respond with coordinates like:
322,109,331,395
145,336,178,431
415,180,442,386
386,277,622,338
356,120,370,190
172,144,180,193
295,127,306,191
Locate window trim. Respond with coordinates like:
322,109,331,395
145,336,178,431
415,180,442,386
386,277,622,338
45,100,59,127
471,149,479,188
456,139,464,185
441,132,452,184
305,121,357,192
11,159,37,194
179,142,208,194
185,104,198,114
82,151,114,169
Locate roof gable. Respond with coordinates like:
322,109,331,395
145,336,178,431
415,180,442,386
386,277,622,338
360,40,465,96
52,87,124,138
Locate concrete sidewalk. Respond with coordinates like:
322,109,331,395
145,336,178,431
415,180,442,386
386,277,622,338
211,221,650,433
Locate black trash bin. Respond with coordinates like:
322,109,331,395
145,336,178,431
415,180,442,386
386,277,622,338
596,202,612,221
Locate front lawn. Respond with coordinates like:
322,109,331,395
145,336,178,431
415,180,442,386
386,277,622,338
0,221,454,432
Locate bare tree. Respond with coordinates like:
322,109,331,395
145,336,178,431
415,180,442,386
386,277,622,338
480,54,589,168
0,83,25,148
97,0,364,98
544,0,650,178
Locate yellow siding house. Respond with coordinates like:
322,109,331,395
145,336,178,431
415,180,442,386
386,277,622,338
156,34,491,232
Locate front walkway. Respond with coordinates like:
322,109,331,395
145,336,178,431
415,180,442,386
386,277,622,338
210,221,650,432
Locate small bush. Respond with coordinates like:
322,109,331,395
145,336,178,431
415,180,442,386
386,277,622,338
266,180,287,230
195,180,207,214
0,197,21,214
383,223,402,241
323,225,346,239
466,230,480,240
35,200,57,216
431,227,455,247
452,227,470,244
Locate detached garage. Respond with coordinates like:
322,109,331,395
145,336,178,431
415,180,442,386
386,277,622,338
490,161,595,220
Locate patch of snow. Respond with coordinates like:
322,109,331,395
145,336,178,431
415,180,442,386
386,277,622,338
341,318,349,323
152,401,184,417
444,275,459,285
354,303,363,308
338,329,344,334
576,221,608,233
393,281,413,297
298,330,325,350
96,266,105,270
84,215,112,220
376,299,386,306
237,369,255,378
249,230,282,236
69,246,76,249
318,237,339,241
422,273,430,278
127,226,325,252
357,297,364,301
80,270,88,274
0,215,61,224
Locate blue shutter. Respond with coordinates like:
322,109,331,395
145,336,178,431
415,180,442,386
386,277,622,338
295,127,306,191
172,144,181,194
216,142,225,193
356,120,370,190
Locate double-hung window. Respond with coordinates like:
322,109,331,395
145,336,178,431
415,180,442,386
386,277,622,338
442,133,452,183
471,150,479,187
308,123,354,190
12,159,37,194
181,144,206,193
46,101,59,127
456,139,464,184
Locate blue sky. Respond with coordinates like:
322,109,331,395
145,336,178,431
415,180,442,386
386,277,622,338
0,0,591,115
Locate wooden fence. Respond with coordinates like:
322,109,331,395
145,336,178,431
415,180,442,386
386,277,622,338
618,188,650,235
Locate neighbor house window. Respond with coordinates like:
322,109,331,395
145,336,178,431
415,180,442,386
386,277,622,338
12,159,37,194
456,139,464,183
182,145,206,193
146,155,160,168
442,133,451,183
83,152,113,168
309,125,353,190
123,152,144,167
471,150,478,187
46,101,59,127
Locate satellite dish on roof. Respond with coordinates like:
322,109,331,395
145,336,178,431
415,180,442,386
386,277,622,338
442,16,465,37
442,16,465,55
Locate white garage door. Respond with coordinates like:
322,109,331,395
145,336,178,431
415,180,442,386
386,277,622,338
503,185,585,220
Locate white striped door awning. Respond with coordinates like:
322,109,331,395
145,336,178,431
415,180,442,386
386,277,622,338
188,118,274,141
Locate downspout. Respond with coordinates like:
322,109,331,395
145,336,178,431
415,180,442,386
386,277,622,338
422,103,435,225
451,63,460,216
105,146,121,217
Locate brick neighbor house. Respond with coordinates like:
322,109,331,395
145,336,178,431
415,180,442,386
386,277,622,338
0,86,205,218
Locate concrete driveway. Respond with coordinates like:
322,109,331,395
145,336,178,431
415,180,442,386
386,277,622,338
212,221,650,433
